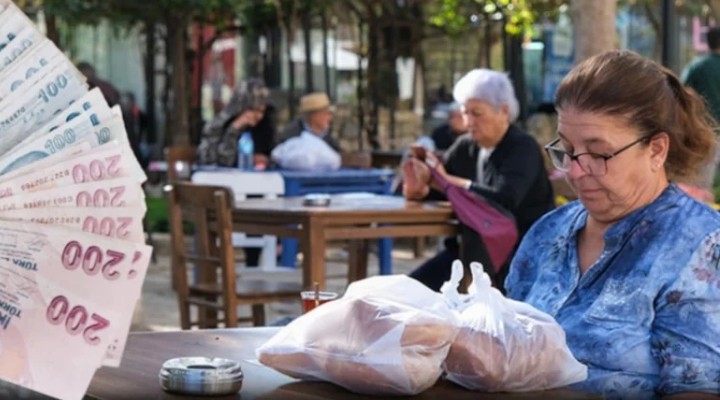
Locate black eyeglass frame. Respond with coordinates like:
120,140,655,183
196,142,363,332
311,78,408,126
544,133,657,176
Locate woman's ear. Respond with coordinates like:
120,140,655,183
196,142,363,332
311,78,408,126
650,132,670,169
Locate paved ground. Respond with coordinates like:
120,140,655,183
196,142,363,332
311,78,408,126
131,234,436,332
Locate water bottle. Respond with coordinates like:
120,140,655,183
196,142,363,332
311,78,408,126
237,132,254,170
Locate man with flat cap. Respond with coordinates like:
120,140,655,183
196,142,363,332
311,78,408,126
278,92,340,151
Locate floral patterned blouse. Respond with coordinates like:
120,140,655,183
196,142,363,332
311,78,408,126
505,184,720,399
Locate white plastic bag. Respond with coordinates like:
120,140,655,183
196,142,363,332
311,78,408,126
271,131,341,171
256,275,459,396
441,260,587,392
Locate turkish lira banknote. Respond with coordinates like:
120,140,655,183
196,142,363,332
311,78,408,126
0,3,153,399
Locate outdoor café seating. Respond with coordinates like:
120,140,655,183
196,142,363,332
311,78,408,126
166,182,301,328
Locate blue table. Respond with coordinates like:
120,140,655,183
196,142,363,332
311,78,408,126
278,169,395,274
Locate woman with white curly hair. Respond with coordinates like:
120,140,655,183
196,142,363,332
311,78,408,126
403,68,555,291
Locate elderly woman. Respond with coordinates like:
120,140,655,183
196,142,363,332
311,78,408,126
506,50,720,399
197,78,270,167
404,68,555,291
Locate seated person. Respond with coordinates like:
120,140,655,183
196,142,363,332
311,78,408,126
278,92,340,151
431,102,466,151
272,92,340,171
506,50,720,399
196,78,271,267
197,78,269,167
403,68,555,291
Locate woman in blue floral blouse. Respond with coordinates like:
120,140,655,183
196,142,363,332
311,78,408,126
505,50,720,399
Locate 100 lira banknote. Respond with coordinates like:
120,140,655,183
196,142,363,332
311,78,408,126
0,39,65,102
0,63,87,155
0,109,124,175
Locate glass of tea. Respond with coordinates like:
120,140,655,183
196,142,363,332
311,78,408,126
301,291,338,313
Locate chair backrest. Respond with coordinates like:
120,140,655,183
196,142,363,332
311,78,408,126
341,151,372,169
166,181,237,328
165,146,197,182
191,171,285,203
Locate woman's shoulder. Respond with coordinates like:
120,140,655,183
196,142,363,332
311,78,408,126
503,125,542,147
659,187,720,236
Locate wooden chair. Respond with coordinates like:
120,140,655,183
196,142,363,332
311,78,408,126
341,151,372,169
166,145,281,270
191,170,285,270
165,146,197,182
167,182,302,328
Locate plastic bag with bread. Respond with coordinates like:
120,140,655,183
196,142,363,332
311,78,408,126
441,261,587,392
256,275,459,396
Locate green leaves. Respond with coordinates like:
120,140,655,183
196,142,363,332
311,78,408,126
428,0,537,37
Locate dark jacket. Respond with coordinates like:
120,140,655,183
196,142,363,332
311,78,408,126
431,123,460,151
249,103,277,157
278,117,341,152
436,124,555,236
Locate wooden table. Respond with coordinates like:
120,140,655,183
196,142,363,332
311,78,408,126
371,150,404,169
192,167,397,272
230,195,456,289
85,328,600,400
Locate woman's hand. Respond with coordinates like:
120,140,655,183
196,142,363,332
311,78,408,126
425,152,472,191
253,154,269,170
402,157,431,199
230,109,263,130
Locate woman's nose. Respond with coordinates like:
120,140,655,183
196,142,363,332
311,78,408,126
566,158,587,179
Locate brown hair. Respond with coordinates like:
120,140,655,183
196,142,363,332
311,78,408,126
555,50,718,182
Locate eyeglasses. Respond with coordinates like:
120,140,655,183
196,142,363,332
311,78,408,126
544,134,655,176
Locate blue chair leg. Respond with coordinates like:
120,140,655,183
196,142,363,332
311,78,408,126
378,238,393,275
280,238,299,267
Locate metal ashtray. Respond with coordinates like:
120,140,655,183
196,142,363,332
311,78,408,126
302,193,331,206
159,357,243,396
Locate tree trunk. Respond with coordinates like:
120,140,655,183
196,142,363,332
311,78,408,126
165,15,191,146
302,10,313,92
321,12,331,94
709,0,720,23
571,0,618,63
286,28,296,118
367,20,380,150
45,13,61,49
356,20,365,150
143,21,157,144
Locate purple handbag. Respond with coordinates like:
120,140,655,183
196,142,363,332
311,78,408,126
430,168,519,271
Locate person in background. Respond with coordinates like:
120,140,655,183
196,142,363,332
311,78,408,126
431,102,466,151
77,61,121,107
680,26,720,203
507,50,720,399
196,78,271,268
120,91,149,170
278,92,340,151
403,68,555,291
682,26,720,123
271,92,341,171
197,78,268,167
249,102,277,170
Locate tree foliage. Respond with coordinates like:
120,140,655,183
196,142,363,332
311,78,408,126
428,0,566,37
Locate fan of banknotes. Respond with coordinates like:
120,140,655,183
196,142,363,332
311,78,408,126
0,2,152,400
